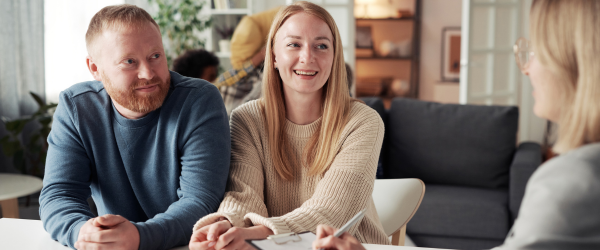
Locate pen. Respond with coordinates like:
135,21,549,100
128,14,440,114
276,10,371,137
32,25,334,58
319,209,367,250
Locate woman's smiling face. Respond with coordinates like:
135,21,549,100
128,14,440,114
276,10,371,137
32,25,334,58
273,12,334,97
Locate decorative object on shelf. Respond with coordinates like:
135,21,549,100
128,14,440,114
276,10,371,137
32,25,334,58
390,78,410,97
356,26,374,48
216,25,235,53
0,92,57,177
378,39,412,58
148,0,212,67
441,27,461,82
355,0,400,19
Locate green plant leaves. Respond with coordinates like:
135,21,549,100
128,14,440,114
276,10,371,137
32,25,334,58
148,0,211,67
0,91,56,177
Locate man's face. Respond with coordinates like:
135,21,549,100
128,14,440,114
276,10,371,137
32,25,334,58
89,22,170,114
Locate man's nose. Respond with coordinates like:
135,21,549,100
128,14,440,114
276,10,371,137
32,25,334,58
138,61,156,80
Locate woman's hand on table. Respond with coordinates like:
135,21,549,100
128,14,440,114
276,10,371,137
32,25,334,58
189,219,273,250
313,224,365,250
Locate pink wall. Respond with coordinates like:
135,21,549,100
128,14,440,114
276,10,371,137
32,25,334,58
419,0,462,103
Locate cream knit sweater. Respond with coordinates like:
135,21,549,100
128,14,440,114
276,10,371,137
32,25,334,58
192,100,389,244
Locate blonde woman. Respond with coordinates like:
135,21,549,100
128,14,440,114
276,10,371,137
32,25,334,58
494,0,600,248
313,0,600,249
188,2,388,250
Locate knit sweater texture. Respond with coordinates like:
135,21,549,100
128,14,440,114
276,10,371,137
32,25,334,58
193,100,389,244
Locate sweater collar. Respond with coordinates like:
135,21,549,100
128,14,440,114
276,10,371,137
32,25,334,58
284,117,322,138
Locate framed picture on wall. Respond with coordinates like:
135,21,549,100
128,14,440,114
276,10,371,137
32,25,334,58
441,27,461,82
356,26,374,48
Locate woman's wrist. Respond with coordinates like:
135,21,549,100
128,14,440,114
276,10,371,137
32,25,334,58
253,225,274,238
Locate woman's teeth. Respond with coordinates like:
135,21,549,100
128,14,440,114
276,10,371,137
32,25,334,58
294,70,317,76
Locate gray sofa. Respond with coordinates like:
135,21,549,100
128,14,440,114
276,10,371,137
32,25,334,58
361,97,542,250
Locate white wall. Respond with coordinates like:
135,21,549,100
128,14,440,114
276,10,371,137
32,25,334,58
419,0,462,103
44,0,124,103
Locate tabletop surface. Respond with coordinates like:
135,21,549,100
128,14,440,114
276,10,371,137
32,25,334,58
0,218,447,250
0,173,44,200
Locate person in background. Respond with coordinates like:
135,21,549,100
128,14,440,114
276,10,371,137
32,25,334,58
188,2,388,250
345,62,354,96
172,49,220,82
214,7,280,115
39,4,230,250
313,0,600,249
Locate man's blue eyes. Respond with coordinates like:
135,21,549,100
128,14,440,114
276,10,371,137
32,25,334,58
123,55,160,65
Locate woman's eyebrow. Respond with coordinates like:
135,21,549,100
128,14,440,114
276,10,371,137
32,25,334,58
284,35,331,42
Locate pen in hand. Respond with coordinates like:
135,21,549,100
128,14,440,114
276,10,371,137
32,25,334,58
318,209,367,250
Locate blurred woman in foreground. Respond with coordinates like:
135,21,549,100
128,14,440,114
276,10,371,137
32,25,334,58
314,0,600,249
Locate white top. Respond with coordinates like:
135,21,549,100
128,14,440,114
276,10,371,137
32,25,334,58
0,173,43,201
0,219,447,250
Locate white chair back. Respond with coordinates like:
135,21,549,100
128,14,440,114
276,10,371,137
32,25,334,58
372,178,425,244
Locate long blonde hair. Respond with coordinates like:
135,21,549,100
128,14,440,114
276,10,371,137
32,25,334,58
530,0,600,154
261,1,352,180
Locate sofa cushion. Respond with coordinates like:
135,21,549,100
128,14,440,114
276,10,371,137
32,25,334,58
359,97,387,178
359,97,386,123
407,184,510,240
384,98,518,188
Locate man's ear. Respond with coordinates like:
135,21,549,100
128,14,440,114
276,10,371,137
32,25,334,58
86,56,102,81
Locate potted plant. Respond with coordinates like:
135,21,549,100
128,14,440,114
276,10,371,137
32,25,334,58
215,25,235,53
148,0,212,67
0,92,57,177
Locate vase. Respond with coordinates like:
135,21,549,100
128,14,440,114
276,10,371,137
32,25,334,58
219,39,231,53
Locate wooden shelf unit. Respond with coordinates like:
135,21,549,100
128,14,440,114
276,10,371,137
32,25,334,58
355,0,421,105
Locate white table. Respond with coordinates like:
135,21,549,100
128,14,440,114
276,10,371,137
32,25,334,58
0,219,447,250
0,173,43,218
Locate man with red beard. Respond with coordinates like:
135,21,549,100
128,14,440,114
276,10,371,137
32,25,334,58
39,5,230,250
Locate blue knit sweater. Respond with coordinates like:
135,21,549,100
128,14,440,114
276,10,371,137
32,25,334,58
39,71,231,250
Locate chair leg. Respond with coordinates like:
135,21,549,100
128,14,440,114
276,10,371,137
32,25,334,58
0,198,19,218
391,225,406,246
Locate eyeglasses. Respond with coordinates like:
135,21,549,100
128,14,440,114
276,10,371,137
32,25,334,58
514,37,535,74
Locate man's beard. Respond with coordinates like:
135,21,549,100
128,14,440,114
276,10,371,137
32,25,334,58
101,72,170,114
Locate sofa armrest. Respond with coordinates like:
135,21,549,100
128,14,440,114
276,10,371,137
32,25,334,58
508,142,542,222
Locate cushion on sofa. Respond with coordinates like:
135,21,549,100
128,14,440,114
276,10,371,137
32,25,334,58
359,97,386,123
407,184,510,240
384,98,518,188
